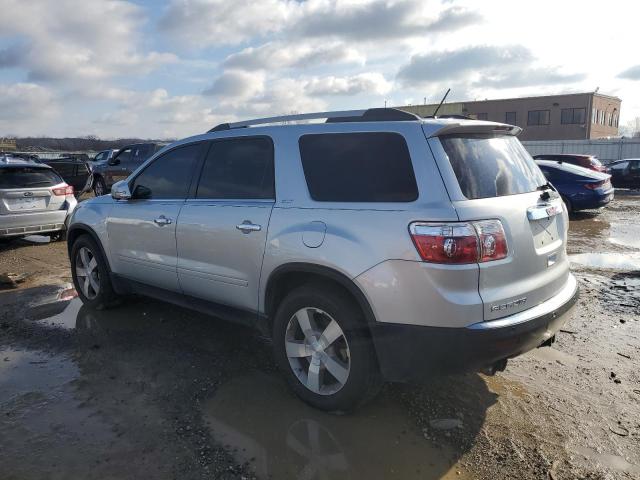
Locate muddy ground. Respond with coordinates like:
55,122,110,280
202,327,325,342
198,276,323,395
1,195,639,480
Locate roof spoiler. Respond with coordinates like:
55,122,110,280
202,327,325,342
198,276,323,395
427,122,522,137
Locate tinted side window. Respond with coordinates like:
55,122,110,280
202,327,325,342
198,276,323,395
299,132,418,202
610,161,628,171
196,137,274,200
132,144,200,199
115,148,132,163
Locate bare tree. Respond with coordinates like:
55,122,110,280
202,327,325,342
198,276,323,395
621,117,640,138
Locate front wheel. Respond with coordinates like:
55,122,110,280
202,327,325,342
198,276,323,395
93,176,107,197
272,284,381,413
70,235,119,309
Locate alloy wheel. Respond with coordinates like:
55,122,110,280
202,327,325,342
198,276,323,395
285,308,351,395
75,246,100,299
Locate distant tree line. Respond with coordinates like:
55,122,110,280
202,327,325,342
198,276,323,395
10,135,174,152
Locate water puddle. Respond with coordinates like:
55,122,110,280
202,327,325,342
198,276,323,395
26,287,80,330
572,446,640,476
569,253,640,271
204,372,468,480
0,347,78,404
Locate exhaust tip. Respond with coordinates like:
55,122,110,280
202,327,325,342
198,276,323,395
481,358,508,376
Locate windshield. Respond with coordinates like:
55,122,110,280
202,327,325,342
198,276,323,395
0,167,63,188
440,134,547,199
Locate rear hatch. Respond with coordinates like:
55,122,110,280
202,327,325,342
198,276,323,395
0,166,66,215
427,128,570,321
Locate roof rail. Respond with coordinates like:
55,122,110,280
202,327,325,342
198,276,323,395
207,108,420,133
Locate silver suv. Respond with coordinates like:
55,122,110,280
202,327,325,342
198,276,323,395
66,108,578,411
1,154,77,239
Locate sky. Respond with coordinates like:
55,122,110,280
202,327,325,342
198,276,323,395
0,0,639,139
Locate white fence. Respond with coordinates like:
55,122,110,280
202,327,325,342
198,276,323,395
522,139,640,164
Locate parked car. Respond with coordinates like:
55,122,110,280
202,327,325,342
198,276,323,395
91,149,119,164
535,160,614,212
607,158,640,189
37,155,92,196
91,142,166,196
533,154,609,173
0,154,77,240
67,108,578,411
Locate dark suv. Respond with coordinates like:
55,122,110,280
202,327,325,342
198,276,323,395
91,142,166,196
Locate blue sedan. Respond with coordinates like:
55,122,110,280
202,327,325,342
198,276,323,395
535,160,614,213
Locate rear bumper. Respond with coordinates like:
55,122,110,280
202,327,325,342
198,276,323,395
370,274,579,382
573,190,614,210
0,210,70,237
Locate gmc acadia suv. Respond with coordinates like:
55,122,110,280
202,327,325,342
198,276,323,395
66,108,579,412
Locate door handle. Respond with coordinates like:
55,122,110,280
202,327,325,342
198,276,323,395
153,215,172,226
236,221,261,233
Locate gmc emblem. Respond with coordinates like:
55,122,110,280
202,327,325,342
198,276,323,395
23,191,34,197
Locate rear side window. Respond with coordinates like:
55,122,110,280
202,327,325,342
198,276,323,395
0,168,63,188
132,143,201,199
440,134,547,199
299,132,418,202
196,137,274,200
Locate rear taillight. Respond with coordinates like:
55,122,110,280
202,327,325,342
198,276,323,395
53,184,74,196
409,220,508,264
584,181,604,190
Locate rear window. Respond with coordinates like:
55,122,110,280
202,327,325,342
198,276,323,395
0,167,63,189
299,132,418,202
440,134,546,199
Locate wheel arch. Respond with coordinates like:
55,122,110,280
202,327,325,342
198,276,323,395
263,263,378,328
67,224,112,274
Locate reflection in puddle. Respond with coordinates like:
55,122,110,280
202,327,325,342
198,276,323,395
204,372,467,480
27,296,82,330
569,253,640,271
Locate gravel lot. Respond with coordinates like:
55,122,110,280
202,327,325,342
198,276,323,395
1,195,639,480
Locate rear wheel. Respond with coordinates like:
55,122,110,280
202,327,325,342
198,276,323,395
272,283,381,412
70,235,119,309
561,195,573,214
93,176,107,197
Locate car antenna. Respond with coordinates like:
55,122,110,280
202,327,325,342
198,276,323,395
432,88,451,118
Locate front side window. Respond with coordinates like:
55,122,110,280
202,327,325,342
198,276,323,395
196,137,274,200
115,147,132,163
131,143,201,199
610,161,628,171
440,134,547,200
561,108,586,124
299,132,418,202
527,110,550,126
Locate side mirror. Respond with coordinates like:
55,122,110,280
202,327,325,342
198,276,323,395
111,181,131,200
108,158,120,166
132,184,152,200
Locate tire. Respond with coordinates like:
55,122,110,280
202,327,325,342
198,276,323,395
70,235,119,309
272,283,382,413
561,195,573,214
93,176,107,197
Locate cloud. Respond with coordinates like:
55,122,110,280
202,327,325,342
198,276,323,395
0,83,56,121
292,2,481,41
397,45,533,86
305,73,392,96
478,69,587,88
158,0,295,47
158,0,481,48
617,65,640,80
0,0,176,83
223,42,365,71
203,70,265,98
